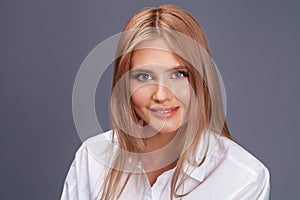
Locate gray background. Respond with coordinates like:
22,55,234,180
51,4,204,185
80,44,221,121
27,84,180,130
1,0,299,199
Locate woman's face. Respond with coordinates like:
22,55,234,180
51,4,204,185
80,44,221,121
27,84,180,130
129,38,191,135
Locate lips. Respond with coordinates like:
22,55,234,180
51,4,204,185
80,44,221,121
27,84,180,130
149,106,180,118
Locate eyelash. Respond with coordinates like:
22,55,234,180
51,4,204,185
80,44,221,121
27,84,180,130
171,70,189,79
133,70,188,81
134,73,153,81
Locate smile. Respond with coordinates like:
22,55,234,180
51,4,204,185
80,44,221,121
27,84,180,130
149,106,180,118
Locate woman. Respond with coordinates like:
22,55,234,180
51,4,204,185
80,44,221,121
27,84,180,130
61,4,270,200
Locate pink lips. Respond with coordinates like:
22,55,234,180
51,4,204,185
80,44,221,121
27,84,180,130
149,106,180,118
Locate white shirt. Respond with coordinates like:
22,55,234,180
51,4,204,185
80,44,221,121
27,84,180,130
61,130,270,200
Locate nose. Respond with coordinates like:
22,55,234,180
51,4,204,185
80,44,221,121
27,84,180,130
152,84,172,102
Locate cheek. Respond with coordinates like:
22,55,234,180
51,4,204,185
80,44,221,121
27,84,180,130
131,87,151,109
169,81,191,107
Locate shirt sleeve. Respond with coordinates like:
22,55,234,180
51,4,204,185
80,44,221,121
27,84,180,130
256,167,270,200
234,166,270,200
60,132,115,200
61,159,79,200
60,145,92,200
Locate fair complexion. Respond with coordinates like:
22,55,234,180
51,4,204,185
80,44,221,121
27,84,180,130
129,38,191,185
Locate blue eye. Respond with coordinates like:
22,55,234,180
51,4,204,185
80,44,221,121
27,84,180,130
135,73,153,81
171,71,188,79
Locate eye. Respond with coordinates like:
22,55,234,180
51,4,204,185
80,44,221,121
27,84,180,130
171,70,188,79
135,73,153,81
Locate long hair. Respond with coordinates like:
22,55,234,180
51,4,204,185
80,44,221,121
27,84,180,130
98,4,232,200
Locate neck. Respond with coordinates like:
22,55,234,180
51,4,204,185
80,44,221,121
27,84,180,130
141,129,182,172
146,131,177,151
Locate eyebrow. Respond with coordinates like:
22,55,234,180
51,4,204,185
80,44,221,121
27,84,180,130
130,68,153,74
167,65,188,72
130,65,187,73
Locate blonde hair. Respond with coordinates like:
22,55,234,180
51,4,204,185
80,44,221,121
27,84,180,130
98,4,232,200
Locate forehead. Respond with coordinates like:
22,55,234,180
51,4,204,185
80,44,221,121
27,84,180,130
131,49,184,69
131,38,185,69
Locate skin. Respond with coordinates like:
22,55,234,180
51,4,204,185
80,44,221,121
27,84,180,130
129,38,191,185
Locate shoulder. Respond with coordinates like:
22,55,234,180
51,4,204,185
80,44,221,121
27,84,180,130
61,130,115,200
83,129,115,146
214,133,269,176
201,132,270,198
206,132,269,178
75,130,116,163
70,129,116,169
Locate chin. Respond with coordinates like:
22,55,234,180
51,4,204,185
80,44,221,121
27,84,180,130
153,124,181,134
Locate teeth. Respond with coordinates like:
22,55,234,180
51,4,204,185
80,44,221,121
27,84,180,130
154,110,172,114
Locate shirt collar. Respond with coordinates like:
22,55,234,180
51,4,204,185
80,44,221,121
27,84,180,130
85,130,224,182
182,132,222,182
